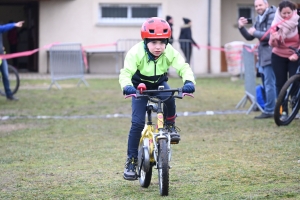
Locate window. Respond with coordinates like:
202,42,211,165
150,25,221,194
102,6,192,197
99,4,162,25
238,5,255,19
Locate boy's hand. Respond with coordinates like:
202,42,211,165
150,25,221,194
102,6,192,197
182,81,195,93
123,85,136,95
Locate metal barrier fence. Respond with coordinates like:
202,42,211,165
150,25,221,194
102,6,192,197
116,39,194,71
236,44,263,114
48,43,89,90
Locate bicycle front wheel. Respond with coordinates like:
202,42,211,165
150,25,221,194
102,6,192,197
0,65,20,96
157,139,169,196
274,74,300,126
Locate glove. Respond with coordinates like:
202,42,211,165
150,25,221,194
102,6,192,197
182,81,195,93
123,85,136,95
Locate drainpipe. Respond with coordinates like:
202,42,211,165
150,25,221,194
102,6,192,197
207,0,211,73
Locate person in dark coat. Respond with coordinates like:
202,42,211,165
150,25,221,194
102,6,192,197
179,17,199,64
166,15,174,44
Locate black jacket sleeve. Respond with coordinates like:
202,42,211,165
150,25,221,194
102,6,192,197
239,26,255,41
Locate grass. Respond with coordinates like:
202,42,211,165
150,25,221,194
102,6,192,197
0,77,299,199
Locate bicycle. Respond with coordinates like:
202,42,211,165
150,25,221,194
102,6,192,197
125,83,193,196
274,46,300,126
0,64,20,96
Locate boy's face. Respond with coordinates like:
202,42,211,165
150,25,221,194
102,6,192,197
147,40,166,57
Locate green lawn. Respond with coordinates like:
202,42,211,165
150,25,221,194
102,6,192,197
0,77,299,199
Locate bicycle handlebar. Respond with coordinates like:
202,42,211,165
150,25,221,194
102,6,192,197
124,87,194,103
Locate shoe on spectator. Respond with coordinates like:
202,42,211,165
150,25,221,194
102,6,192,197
7,96,18,101
254,113,273,119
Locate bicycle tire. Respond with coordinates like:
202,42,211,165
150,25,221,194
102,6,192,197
138,139,152,188
0,65,20,96
157,139,169,196
274,74,300,126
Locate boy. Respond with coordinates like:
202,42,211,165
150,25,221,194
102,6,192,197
119,17,196,180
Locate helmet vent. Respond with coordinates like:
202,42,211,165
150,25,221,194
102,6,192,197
163,29,168,33
149,29,155,33
148,20,154,23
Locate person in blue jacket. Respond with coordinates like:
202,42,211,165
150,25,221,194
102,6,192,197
0,21,24,100
119,17,196,180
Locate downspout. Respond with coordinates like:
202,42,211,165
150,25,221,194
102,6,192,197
207,0,211,73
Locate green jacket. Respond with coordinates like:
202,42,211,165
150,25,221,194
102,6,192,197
119,41,196,90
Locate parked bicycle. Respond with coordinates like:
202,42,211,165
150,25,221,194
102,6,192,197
125,83,193,196
274,46,300,126
0,64,20,96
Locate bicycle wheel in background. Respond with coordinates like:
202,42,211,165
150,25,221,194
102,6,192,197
0,65,20,96
157,139,169,196
274,74,300,126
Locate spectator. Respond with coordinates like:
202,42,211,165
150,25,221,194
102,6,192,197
269,0,299,97
166,15,174,44
0,21,24,101
179,17,199,64
238,0,277,119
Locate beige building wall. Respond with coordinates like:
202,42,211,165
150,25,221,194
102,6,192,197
40,0,298,75
39,0,218,75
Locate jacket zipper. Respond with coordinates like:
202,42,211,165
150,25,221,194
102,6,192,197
154,61,157,76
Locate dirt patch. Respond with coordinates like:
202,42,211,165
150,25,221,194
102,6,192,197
0,123,29,134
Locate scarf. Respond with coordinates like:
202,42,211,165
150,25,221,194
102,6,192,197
272,9,299,42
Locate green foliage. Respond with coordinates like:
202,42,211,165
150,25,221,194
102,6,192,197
0,77,299,199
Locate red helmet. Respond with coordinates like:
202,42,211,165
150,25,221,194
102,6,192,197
141,17,171,40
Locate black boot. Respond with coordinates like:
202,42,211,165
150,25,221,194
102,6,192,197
166,122,181,144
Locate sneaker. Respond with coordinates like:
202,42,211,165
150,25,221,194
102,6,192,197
7,96,18,101
123,157,138,181
166,123,181,144
254,113,273,119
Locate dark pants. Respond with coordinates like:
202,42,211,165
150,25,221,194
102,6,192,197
127,81,176,158
0,59,13,98
271,53,298,96
9,44,18,67
180,44,192,64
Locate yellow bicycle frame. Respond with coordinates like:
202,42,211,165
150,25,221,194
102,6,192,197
139,112,165,163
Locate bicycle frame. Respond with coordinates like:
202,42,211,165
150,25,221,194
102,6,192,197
139,98,172,169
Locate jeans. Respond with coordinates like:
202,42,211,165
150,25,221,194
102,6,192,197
0,59,13,98
260,64,276,114
127,81,176,159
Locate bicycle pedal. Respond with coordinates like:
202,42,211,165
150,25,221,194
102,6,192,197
170,136,180,144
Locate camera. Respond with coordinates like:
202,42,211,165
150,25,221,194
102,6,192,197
246,18,252,24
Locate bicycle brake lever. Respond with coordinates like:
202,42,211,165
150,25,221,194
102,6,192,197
124,94,137,99
183,93,194,98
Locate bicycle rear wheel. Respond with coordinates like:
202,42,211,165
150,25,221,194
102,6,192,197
138,138,152,188
0,65,20,96
274,74,300,126
157,139,169,196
